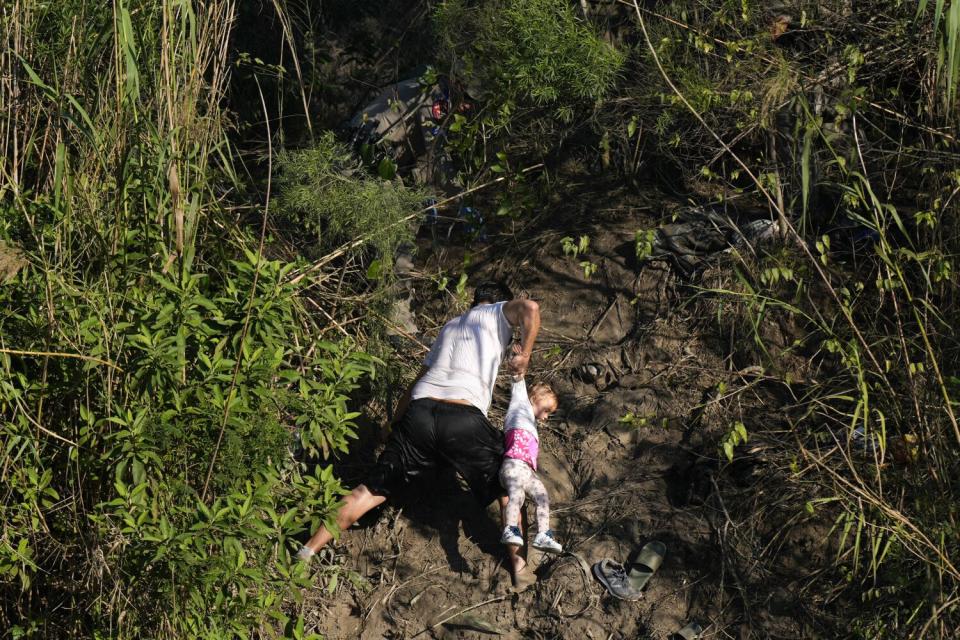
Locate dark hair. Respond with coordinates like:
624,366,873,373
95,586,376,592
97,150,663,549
472,281,513,306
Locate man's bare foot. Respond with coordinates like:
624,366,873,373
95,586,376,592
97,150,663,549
510,554,527,577
509,553,537,590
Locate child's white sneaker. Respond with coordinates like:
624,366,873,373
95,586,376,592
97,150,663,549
532,530,562,553
500,525,524,546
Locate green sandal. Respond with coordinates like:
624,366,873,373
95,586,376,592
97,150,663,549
626,540,666,592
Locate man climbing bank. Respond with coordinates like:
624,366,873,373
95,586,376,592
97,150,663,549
296,282,541,578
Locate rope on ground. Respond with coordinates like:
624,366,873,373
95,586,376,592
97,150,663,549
538,551,596,618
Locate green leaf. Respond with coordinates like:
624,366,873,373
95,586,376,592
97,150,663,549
801,121,815,217
377,157,397,180
445,613,503,635
734,421,748,443
132,458,146,485
722,440,734,462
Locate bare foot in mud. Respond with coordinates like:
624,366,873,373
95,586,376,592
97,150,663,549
509,554,536,590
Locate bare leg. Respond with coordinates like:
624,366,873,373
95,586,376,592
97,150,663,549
303,484,386,553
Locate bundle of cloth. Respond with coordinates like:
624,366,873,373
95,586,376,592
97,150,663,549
643,206,779,277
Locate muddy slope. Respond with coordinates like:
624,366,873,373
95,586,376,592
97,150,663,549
300,176,823,639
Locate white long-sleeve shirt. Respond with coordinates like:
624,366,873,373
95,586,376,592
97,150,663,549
505,379,538,436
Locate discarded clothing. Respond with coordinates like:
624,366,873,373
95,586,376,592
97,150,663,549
424,203,487,245
347,77,449,151
345,69,474,180
827,215,881,258
643,207,778,276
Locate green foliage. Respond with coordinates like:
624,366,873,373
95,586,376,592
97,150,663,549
720,421,748,462
560,235,598,277
561,235,590,259
430,0,624,199
436,0,624,120
0,2,381,637
275,132,423,265
623,2,960,634
617,412,649,428
634,229,657,261
918,0,960,108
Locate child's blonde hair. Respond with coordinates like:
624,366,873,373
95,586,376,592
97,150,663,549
529,382,558,407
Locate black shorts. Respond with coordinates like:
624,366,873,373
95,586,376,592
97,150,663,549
364,398,506,506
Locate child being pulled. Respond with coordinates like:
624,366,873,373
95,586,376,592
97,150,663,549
499,375,562,554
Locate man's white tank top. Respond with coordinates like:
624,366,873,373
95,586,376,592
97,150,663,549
411,302,513,415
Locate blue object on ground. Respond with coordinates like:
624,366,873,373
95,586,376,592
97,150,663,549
460,206,486,241
424,197,439,225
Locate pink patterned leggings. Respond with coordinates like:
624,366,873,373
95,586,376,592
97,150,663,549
499,457,551,532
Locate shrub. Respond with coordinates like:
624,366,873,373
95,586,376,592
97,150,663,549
275,133,422,267
0,2,383,636
436,0,624,122
622,1,960,635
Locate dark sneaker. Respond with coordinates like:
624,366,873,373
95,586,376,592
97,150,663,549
532,530,563,553
592,559,643,600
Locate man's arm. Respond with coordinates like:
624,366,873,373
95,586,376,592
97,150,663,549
502,299,540,377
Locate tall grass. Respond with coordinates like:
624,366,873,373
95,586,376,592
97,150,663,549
0,1,410,636
623,0,960,635
919,0,960,109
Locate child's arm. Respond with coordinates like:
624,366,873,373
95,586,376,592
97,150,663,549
505,378,536,433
